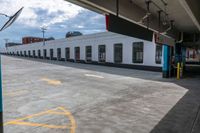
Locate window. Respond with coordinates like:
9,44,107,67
38,50,41,58
28,50,31,57
57,48,61,60
65,48,70,60
98,45,106,62
33,50,36,57
74,47,80,61
50,49,53,60
20,51,22,56
86,46,92,62
114,43,123,63
43,49,47,58
155,44,162,64
133,42,144,63
24,51,27,56
17,51,19,56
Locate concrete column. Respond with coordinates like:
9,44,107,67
163,45,170,78
181,47,186,67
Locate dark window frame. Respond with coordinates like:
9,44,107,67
85,46,92,62
74,47,80,61
33,50,36,57
24,51,27,56
132,42,144,63
50,49,54,60
98,45,106,62
155,44,162,64
57,48,61,60
43,49,47,58
38,50,41,58
65,47,70,60
114,43,123,63
28,50,31,57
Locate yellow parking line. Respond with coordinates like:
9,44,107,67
41,78,62,86
8,121,71,129
4,107,76,132
48,111,67,115
4,109,55,125
58,107,76,133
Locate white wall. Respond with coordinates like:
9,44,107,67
0,32,163,67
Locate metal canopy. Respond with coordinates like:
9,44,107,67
65,0,200,33
130,0,200,32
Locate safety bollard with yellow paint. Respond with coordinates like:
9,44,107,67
177,62,180,80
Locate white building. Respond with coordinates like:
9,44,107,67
186,48,200,63
1,32,164,71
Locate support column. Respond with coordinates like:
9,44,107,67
163,45,170,78
0,55,3,133
181,47,186,71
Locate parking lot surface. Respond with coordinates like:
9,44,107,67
2,56,200,133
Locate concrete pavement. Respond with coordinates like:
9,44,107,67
2,56,200,133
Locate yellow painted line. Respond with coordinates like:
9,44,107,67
85,74,104,79
58,107,76,133
4,109,56,125
7,121,71,129
41,78,62,86
48,112,67,115
4,107,76,132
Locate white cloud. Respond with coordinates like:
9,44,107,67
0,0,85,27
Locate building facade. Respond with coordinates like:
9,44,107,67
186,48,200,63
22,37,45,44
1,32,164,71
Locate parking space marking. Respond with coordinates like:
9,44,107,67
85,74,104,79
41,78,62,86
4,107,76,133
6,121,71,129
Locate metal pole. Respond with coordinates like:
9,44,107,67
158,10,162,32
0,55,3,133
41,27,47,46
146,0,151,29
116,0,119,17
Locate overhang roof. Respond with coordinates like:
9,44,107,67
66,0,200,33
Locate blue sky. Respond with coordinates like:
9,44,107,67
0,0,106,48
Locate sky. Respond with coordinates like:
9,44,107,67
0,0,106,48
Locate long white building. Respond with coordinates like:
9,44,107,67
1,32,164,71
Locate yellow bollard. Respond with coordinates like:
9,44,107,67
177,62,180,80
